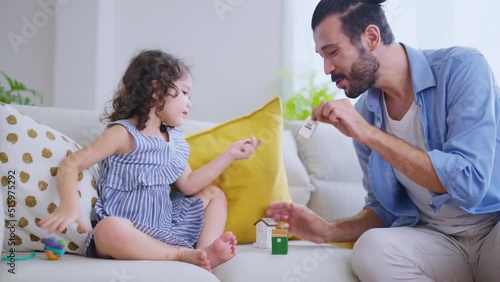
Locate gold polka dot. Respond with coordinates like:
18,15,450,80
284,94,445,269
46,131,56,140
18,217,28,228
34,218,41,226
25,196,37,207
68,242,79,251
42,148,53,158
19,171,30,183
29,234,40,242
61,228,67,234
6,115,17,125
77,190,82,198
78,172,83,181
1,176,8,187
91,179,96,189
27,129,38,138
47,202,57,214
38,180,48,191
74,143,81,149
76,226,86,234
61,135,69,143
6,133,18,144
14,235,22,246
50,167,58,177
66,150,73,156
91,197,97,208
22,153,33,164
0,152,8,163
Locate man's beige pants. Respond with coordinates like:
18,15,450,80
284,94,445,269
352,220,500,282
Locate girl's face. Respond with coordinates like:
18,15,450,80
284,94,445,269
159,73,193,126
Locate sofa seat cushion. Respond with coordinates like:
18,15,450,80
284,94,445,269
0,251,219,281
213,241,357,282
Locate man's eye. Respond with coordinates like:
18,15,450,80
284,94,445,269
329,50,338,57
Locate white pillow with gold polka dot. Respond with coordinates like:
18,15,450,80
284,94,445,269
0,102,98,255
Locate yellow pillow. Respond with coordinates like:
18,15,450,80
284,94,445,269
185,97,291,244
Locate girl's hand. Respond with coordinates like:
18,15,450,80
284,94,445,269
38,204,91,234
226,135,262,160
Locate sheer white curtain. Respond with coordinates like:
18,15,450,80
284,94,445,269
283,0,500,100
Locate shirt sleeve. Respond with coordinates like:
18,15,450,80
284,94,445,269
427,53,498,210
353,137,398,227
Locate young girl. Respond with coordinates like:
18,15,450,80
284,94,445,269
39,50,261,271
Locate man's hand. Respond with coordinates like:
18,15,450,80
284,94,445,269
312,99,374,144
266,201,332,244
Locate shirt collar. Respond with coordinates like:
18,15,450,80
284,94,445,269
365,43,436,112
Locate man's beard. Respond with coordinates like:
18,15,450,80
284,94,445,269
331,48,380,99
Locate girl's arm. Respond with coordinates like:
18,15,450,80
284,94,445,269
175,135,261,196
38,125,133,233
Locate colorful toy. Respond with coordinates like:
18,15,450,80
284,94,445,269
253,218,278,248
41,237,66,260
271,228,288,255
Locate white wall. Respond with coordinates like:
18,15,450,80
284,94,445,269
55,0,283,123
1,0,283,123
0,0,57,106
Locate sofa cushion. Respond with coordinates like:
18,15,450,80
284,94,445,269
282,130,312,206
213,241,357,282
185,97,292,244
0,252,220,281
0,103,98,255
308,180,365,222
9,104,105,147
287,121,365,219
287,121,363,183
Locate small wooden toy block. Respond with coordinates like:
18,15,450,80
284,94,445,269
253,218,278,249
271,228,288,255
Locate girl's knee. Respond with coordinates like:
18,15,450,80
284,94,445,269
94,217,133,246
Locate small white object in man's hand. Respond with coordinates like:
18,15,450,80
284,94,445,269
296,116,319,141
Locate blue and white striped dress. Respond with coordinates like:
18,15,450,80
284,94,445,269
85,120,204,257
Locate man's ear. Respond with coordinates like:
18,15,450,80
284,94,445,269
363,24,381,51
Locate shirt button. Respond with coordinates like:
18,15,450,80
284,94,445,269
428,200,433,205
376,122,381,127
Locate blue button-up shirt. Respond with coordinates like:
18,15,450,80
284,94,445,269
354,44,500,227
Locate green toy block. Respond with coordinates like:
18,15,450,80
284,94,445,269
272,236,288,255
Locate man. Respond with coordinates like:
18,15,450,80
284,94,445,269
266,0,500,281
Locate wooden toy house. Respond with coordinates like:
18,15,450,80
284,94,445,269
271,228,288,255
253,218,278,248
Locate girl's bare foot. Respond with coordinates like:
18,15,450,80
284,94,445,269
204,231,237,269
179,248,211,271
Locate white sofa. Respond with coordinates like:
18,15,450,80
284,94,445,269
1,104,366,282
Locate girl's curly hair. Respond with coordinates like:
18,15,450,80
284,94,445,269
103,50,190,130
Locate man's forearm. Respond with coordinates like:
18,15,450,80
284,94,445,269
326,208,384,242
364,126,446,194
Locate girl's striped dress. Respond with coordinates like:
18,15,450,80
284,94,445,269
85,120,204,257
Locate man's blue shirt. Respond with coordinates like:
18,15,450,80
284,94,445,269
354,44,500,227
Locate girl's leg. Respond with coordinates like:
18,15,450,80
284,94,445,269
195,185,228,248
192,185,237,268
93,216,210,270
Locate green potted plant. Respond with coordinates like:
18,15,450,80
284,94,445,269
281,72,337,121
0,71,43,105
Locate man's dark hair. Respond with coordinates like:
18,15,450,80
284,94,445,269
311,0,395,46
